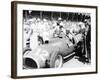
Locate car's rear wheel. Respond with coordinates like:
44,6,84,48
50,52,63,68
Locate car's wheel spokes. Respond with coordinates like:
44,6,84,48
54,55,63,68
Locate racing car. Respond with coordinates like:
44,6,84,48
23,35,86,69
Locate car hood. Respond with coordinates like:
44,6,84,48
24,38,74,57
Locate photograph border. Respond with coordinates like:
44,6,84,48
11,1,98,78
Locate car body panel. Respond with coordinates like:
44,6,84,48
23,37,79,68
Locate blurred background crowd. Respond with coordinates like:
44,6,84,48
23,10,91,52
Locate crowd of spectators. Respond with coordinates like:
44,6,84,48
23,11,91,50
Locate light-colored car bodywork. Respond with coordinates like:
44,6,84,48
23,37,80,69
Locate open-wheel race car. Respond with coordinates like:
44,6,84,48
23,33,88,69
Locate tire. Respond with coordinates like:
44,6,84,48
50,52,63,68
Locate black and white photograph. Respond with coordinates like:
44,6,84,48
11,1,97,78
23,10,91,69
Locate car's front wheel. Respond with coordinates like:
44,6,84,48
50,52,63,68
